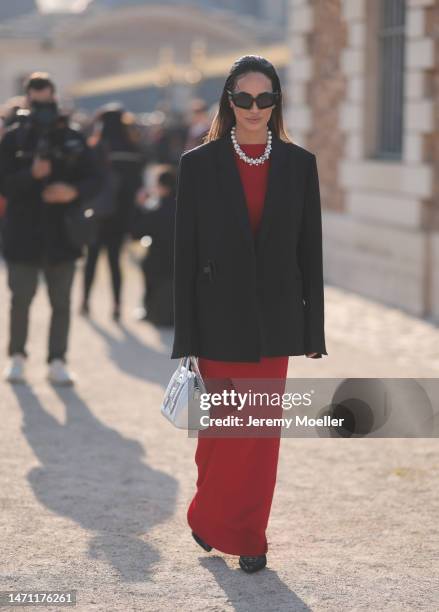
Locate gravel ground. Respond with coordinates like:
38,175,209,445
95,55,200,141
0,249,438,612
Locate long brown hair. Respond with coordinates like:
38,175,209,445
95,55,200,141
204,55,292,144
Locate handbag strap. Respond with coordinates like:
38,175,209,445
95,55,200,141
179,356,201,375
189,355,203,380
180,356,191,369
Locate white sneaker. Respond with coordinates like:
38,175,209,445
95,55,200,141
3,353,26,383
47,359,75,386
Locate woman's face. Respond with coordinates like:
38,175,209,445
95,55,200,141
229,71,275,133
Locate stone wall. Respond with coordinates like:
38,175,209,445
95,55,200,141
287,0,439,321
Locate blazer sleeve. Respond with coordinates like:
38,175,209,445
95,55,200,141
170,153,198,359
297,153,328,358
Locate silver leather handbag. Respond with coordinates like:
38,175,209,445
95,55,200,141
161,356,209,430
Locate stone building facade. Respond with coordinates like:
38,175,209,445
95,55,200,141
287,0,439,322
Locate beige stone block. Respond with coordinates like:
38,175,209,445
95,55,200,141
290,4,313,33
405,70,426,100
431,233,439,321
406,38,435,69
347,76,364,102
341,48,364,76
288,129,307,147
408,0,435,7
345,190,423,228
289,56,313,81
405,99,434,132
287,105,312,131
289,82,308,105
345,133,364,159
323,211,426,315
404,133,424,164
290,35,308,57
339,103,363,131
342,0,365,21
348,22,366,48
407,8,426,38
340,160,433,199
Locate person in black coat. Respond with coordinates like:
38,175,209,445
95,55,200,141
0,72,101,385
171,92,328,361
80,104,148,321
132,166,176,326
171,54,328,576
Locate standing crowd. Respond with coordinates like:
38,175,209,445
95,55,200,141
0,71,212,385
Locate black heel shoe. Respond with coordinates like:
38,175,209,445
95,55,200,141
80,301,89,317
239,554,267,573
113,304,120,321
191,531,212,552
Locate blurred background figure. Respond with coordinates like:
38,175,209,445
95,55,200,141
131,165,176,327
0,96,28,255
0,72,101,385
148,105,188,168
183,98,210,152
80,103,148,321
0,96,26,131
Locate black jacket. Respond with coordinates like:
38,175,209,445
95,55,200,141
171,132,328,362
132,193,176,279
94,140,148,236
0,121,101,264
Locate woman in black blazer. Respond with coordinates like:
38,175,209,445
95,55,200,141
172,55,327,573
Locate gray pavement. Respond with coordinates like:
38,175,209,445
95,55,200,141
0,247,438,612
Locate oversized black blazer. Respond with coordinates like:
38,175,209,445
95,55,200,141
170,131,328,362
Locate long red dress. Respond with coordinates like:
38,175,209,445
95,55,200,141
187,142,289,556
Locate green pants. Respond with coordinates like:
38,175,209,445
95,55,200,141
6,259,76,363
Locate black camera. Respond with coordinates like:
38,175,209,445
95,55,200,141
24,101,85,164
29,100,59,159
30,100,59,129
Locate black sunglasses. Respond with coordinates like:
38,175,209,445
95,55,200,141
226,89,280,110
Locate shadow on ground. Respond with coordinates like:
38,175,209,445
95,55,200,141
199,556,311,611
82,317,175,386
12,384,178,583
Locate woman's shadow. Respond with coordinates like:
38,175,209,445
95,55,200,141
83,317,174,385
199,557,311,612
12,384,178,582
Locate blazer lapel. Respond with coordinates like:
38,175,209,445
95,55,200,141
216,131,288,260
255,133,288,256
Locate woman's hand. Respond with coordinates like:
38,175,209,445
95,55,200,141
135,187,148,206
42,183,78,204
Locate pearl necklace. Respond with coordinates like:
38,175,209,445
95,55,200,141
231,125,272,166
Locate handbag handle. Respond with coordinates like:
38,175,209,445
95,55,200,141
180,355,204,384
189,355,203,380
179,355,198,367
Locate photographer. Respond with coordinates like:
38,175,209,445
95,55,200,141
0,73,101,385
